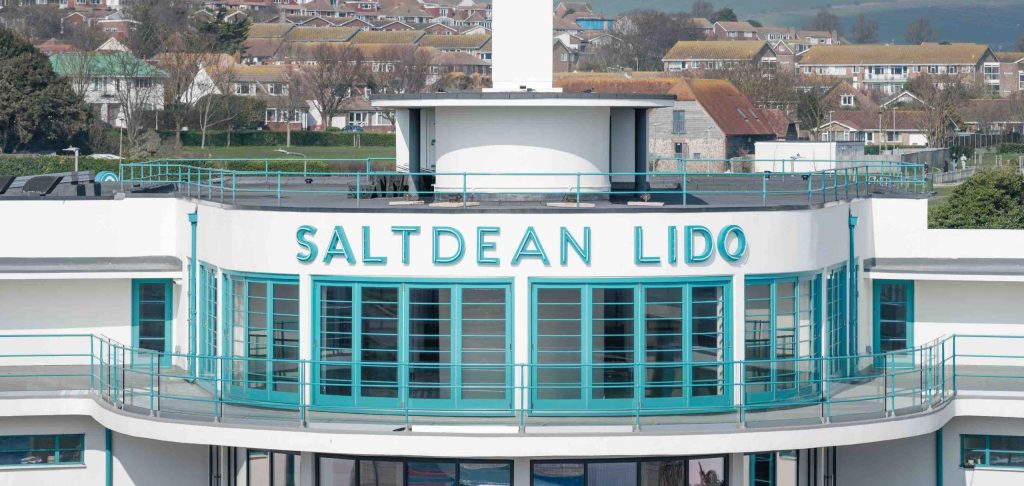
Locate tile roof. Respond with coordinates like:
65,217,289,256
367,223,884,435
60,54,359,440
554,72,696,101
757,108,794,139
960,99,1024,123
418,34,489,49
285,26,359,42
826,110,929,130
234,64,289,83
799,43,991,65
249,23,294,38
349,30,426,44
995,51,1024,63
715,21,756,31
690,17,712,29
243,38,284,58
663,40,767,61
689,79,775,136
50,52,165,77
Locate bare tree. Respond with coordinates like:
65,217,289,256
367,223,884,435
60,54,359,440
905,18,937,44
805,10,841,37
300,43,367,131
580,10,705,71
194,61,238,147
374,45,433,95
279,63,309,147
157,32,216,148
850,14,878,44
51,51,98,99
690,0,715,19
905,74,983,146
106,51,166,153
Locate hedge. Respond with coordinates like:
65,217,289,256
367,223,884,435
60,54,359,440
0,156,134,177
156,130,395,147
998,143,1024,154
0,156,395,178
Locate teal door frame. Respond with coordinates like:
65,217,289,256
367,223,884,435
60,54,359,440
131,279,173,368
872,279,915,369
198,263,218,380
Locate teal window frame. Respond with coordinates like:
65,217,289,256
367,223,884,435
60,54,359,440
873,280,914,360
316,454,514,486
530,278,733,414
744,273,822,405
961,435,1024,468
198,263,219,379
247,449,301,486
222,271,301,405
311,277,514,413
531,455,728,486
825,265,852,377
748,452,775,486
0,434,85,467
131,279,173,368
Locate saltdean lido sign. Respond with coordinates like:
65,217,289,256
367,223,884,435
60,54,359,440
295,225,747,266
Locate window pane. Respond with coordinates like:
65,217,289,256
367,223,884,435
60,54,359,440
248,450,271,486
588,462,638,486
687,457,725,486
408,461,457,485
272,452,300,486
533,463,584,486
640,460,685,486
536,288,582,400
318,457,356,486
591,288,634,400
460,462,512,486
360,460,403,486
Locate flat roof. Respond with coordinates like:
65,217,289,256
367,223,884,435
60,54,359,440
0,256,182,274
865,258,1024,276
373,91,676,108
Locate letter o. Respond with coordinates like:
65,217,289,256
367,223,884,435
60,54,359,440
717,225,747,262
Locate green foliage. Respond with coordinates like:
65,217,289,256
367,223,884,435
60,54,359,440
929,168,1024,229
197,7,251,54
0,156,130,177
0,28,91,154
709,7,737,22
156,130,396,148
998,143,1024,154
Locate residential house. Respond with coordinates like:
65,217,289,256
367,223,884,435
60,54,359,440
418,33,490,60
35,38,78,56
995,51,1024,98
797,43,1000,96
185,63,313,131
690,18,713,39
555,73,777,164
662,41,779,72
712,21,758,40
959,99,1024,134
553,2,613,33
759,108,799,141
61,9,137,40
553,38,576,73
817,110,933,146
50,51,165,127
824,81,879,112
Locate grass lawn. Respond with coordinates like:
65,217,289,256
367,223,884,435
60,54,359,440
167,145,396,160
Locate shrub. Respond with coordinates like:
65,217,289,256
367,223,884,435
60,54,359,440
929,167,1024,229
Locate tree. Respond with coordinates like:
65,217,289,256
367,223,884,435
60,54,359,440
929,168,1024,229
194,61,237,147
709,8,737,23
579,10,704,71
690,0,715,19
300,43,367,131
196,7,251,54
1015,33,1024,52
375,45,433,94
797,82,840,141
126,0,194,59
905,18,936,44
2,5,63,42
106,51,166,152
850,14,878,44
157,32,217,148
905,74,981,147
747,20,763,28
805,10,841,37
0,28,90,153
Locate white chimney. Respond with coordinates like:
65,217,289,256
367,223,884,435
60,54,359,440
486,0,561,92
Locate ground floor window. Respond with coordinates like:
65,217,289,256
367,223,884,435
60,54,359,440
532,456,726,486
531,280,730,412
199,264,218,379
247,450,300,486
744,274,820,404
224,273,300,404
962,435,1024,468
313,279,512,411
317,455,512,486
749,453,774,486
132,279,172,367
873,280,913,353
0,434,84,466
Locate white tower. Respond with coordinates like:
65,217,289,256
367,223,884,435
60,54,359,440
486,0,561,92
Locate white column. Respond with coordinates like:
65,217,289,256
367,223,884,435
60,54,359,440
299,274,314,413
513,458,531,486
731,274,746,410
300,451,316,486
729,453,746,486
487,0,559,92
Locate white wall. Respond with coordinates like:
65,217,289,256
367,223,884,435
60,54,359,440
915,280,1024,347
942,417,1024,486
609,107,636,183
432,106,612,192
489,0,554,91
112,431,208,486
837,432,936,486
0,415,106,486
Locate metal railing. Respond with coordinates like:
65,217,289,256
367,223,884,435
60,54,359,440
0,333,1019,431
117,159,928,209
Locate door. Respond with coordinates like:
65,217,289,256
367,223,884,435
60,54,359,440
132,279,172,368
873,280,914,368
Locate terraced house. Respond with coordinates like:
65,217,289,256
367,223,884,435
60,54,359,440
797,43,1001,96
662,40,783,72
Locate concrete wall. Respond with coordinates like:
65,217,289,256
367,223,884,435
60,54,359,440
432,106,613,192
942,417,1024,486
915,281,1024,347
0,415,106,486
112,431,208,486
837,432,936,486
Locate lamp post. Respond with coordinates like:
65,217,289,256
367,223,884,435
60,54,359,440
275,149,308,177
63,146,80,173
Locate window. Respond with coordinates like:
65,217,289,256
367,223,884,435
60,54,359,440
852,66,860,73
132,279,172,368
1019,72,1024,90
674,143,686,159
560,52,569,62
315,280,511,410
749,453,775,485
744,275,820,403
533,457,726,486
269,82,284,95
865,132,874,143
235,83,253,95
984,63,1000,83
873,280,913,353
826,266,851,377
247,450,300,486
840,95,854,107
672,110,686,134
199,265,218,379
532,280,730,412
962,435,1024,468
317,455,512,486
224,274,300,404
928,65,939,74
0,434,84,467
887,131,899,142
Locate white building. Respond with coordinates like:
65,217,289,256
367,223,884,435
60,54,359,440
1,2,1024,486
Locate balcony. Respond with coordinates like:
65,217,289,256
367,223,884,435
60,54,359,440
106,159,928,211
0,334,1020,434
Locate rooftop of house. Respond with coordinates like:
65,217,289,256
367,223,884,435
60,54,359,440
715,21,757,31
50,52,166,78
663,40,768,61
959,99,1024,123
690,78,776,136
418,34,490,49
242,37,284,58
349,30,427,44
690,17,712,29
995,51,1024,63
799,43,992,65
284,26,360,42
825,110,930,131
249,23,295,39
758,107,795,139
